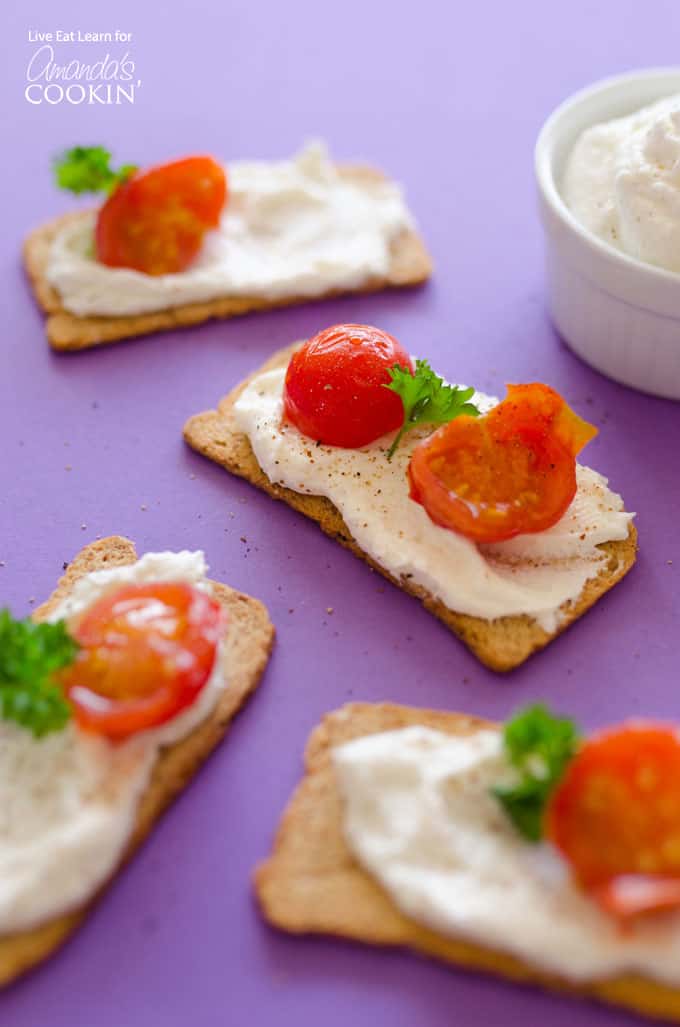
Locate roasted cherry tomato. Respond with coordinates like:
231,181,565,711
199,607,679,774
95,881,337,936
96,157,227,275
407,383,597,543
547,724,680,918
283,324,413,448
60,583,223,740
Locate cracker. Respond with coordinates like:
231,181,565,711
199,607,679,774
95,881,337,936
0,536,274,986
23,167,433,352
183,344,637,672
255,702,680,1023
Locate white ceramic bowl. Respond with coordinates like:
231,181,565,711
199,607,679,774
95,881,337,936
535,68,680,400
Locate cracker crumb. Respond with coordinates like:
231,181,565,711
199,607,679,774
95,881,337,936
326,607,334,614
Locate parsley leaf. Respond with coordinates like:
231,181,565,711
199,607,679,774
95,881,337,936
0,610,76,737
492,704,580,842
384,360,480,459
53,146,137,196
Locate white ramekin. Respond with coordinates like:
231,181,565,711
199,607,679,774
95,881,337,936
535,68,680,400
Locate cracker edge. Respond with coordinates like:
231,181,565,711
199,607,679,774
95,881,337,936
183,342,638,672
23,166,433,352
254,702,680,1024
0,535,275,987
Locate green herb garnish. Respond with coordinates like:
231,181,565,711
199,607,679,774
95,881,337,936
384,360,480,460
492,704,580,842
53,146,137,196
0,611,76,737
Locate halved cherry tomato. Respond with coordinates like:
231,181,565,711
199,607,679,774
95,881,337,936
60,583,224,740
283,324,413,448
407,383,597,543
96,157,227,275
546,724,680,918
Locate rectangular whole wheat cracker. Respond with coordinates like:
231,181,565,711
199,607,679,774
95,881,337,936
183,343,637,671
23,166,432,352
255,702,680,1024
0,535,274,987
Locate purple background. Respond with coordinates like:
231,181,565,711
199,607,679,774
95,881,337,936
2,1,680,1024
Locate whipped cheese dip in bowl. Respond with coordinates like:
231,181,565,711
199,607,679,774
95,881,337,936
535,68,680,400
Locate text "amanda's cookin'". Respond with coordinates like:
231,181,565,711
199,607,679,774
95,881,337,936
25,45,140,106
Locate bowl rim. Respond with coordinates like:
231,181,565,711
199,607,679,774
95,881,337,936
534,66,680,289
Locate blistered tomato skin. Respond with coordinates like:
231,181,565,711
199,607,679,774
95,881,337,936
547,724,680,918
283,324,414,448
96,157,227,275
408,383,597,544
60,582,224,740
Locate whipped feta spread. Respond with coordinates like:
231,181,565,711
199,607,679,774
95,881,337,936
0,551,227,934
46,142,414,317
234,367,633,631
563,93,680,272
335,726,680,985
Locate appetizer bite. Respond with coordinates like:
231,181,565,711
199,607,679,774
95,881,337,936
184,324,636,670
0,536,274,985
256,702,680,1023
24,144,431,350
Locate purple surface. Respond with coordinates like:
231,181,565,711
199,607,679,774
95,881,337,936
2,1,680,1024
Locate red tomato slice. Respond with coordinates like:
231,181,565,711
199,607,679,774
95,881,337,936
283,324,413,448
546,724,680,918
96,156,227,275
60,582,224,740
407,383,597,543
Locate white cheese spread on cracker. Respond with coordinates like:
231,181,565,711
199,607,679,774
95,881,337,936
0,551,226,933
334,726,680,985
234,366,633,631
46,142,414,317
